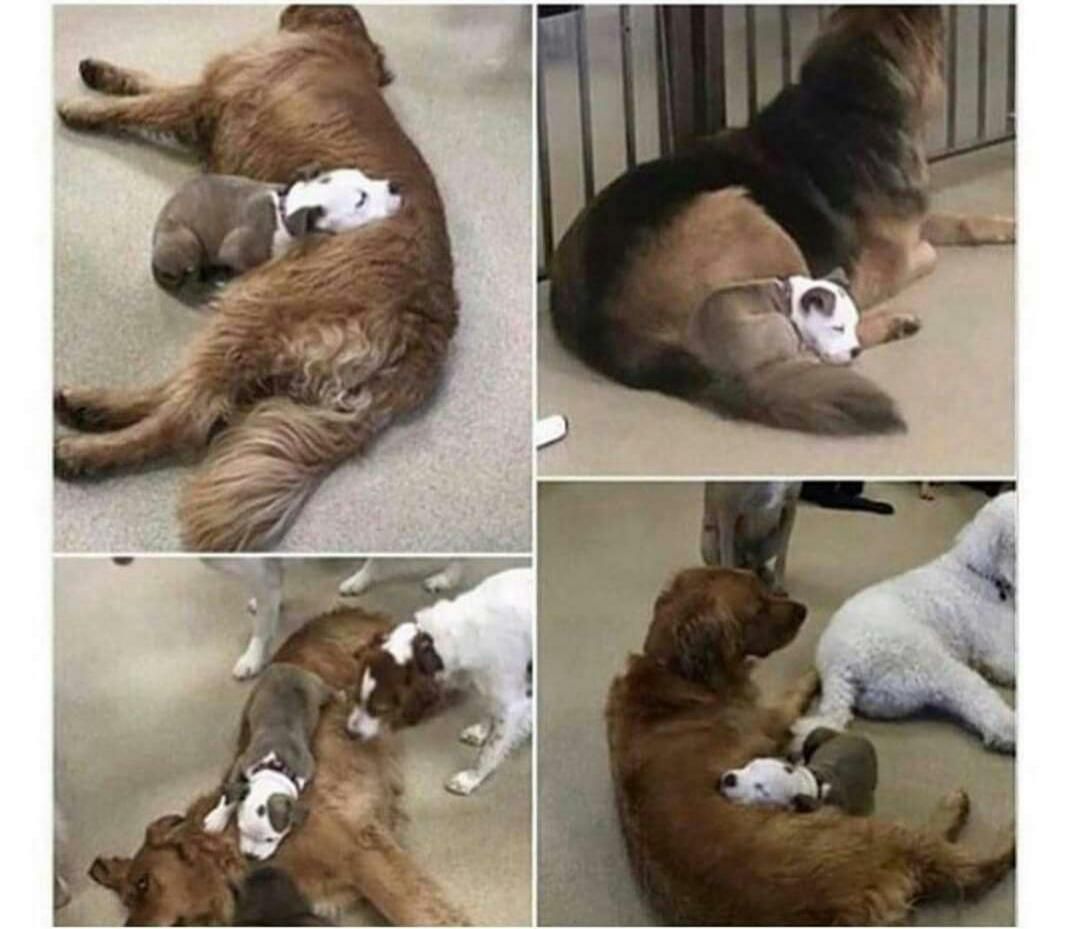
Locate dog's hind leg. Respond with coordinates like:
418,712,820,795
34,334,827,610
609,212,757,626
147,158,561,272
926,789,971,842
908,826,1016,902
347,822,470,925
57,84,206,148
855,307,923,349
922,212,1015,245
77,58,171,96
54,382,169,432
932,657,1016,752
54,377,228,479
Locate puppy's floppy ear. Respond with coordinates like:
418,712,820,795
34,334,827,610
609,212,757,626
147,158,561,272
224,780,250,806
802,726,839,762
283,205,325,238
267,794,294,833
792,793,821,813
88,856,131,892
824,266,851,290
412,631,444,676
766,278,793,315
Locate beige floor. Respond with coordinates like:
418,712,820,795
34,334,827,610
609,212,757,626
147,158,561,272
54,5,533,552
538,145,1015,477
538,482,1014,926
54,557,532,927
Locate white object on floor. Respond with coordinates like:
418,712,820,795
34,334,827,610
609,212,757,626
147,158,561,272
535,415,568,449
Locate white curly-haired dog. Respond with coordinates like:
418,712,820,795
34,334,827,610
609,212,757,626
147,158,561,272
797,491,1016,752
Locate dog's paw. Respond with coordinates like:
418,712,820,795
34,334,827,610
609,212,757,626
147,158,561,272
56,99,95,130
54,389,108,432
444,769,483,796
232,639,270,680
888,314,922,341
246,597,258,616
202,801,231,834
982,716,1016,753
53,437,87,480
423,569,459,594
78,58,110,90
339,574,372,597
459,722,490,747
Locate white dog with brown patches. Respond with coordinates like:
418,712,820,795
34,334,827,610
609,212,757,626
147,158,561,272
347,567,534,795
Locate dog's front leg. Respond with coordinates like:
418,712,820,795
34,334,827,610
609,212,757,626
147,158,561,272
339,559,379,596
232,560,284,680
57,84,205,148
445,698,531,796
922,212,1015,246
764,669,820,740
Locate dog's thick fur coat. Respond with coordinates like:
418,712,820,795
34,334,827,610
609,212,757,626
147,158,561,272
551,8,1013,435
803,491,1016,751
88,608,469,926
606,567,1015,925
55,6,457,550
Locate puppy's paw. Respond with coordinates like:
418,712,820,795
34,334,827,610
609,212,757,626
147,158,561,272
232,639,270,680
459,722,490,747
202,800,231,834
444,769,483,796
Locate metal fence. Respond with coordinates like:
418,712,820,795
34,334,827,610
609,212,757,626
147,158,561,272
537,4,1016,276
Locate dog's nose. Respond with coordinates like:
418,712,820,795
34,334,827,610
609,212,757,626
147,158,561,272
722,773,737,788
388,181,401,195
792,602,808,621
850,346,862,359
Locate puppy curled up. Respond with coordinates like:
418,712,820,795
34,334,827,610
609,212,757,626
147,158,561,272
202,664,341,860
152,165,402,290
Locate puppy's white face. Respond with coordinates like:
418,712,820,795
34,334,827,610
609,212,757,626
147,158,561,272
787,275,861,365
718,758,809,808
300,168,402,232
235,771,295,860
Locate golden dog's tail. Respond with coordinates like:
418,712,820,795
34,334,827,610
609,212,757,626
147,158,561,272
177,399,372,551
698,356,906,435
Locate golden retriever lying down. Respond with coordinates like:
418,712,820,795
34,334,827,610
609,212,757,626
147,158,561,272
606,567,1014,925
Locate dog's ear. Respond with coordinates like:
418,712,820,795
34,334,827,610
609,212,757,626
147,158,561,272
290,162,323,183
802,726,839,762
412,632,444,676
792,793,821,813
267,794,294,833
800,286,836,317
88,856,132,892
224,780,250,806
767,277,793,314
823,266,851,290
283,206,325,238
401,675,441,725
741,596,808,658
145,814,186,848
291,799,310,830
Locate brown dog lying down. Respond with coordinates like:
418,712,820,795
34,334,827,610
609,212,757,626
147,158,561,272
88,608,468,926
55,5,457,551
606,568,1015,925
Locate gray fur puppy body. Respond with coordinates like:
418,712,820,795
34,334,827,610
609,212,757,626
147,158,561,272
151,174,292,290
802,726,878,816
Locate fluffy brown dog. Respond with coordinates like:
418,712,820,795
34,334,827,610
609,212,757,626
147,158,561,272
54,5,457,551
88,608,468,926
551,7,1014,434
606,567,1015,925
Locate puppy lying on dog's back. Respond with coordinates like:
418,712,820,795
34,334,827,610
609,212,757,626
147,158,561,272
152,166,401,290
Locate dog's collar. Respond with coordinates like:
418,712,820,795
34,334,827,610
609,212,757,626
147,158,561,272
275,184,297,235
965,560,1013,602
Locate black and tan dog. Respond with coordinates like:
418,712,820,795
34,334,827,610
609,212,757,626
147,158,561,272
551,7,1013,435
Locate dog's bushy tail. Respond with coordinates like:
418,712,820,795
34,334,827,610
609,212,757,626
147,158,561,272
178,399,373,552
695,356,905,436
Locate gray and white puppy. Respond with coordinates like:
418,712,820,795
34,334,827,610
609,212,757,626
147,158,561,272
202,664,339,860
701,481,802,593
151,165,402,290
717,726,878,815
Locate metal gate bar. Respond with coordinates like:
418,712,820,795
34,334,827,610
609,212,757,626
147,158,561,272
537,4,1016,277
